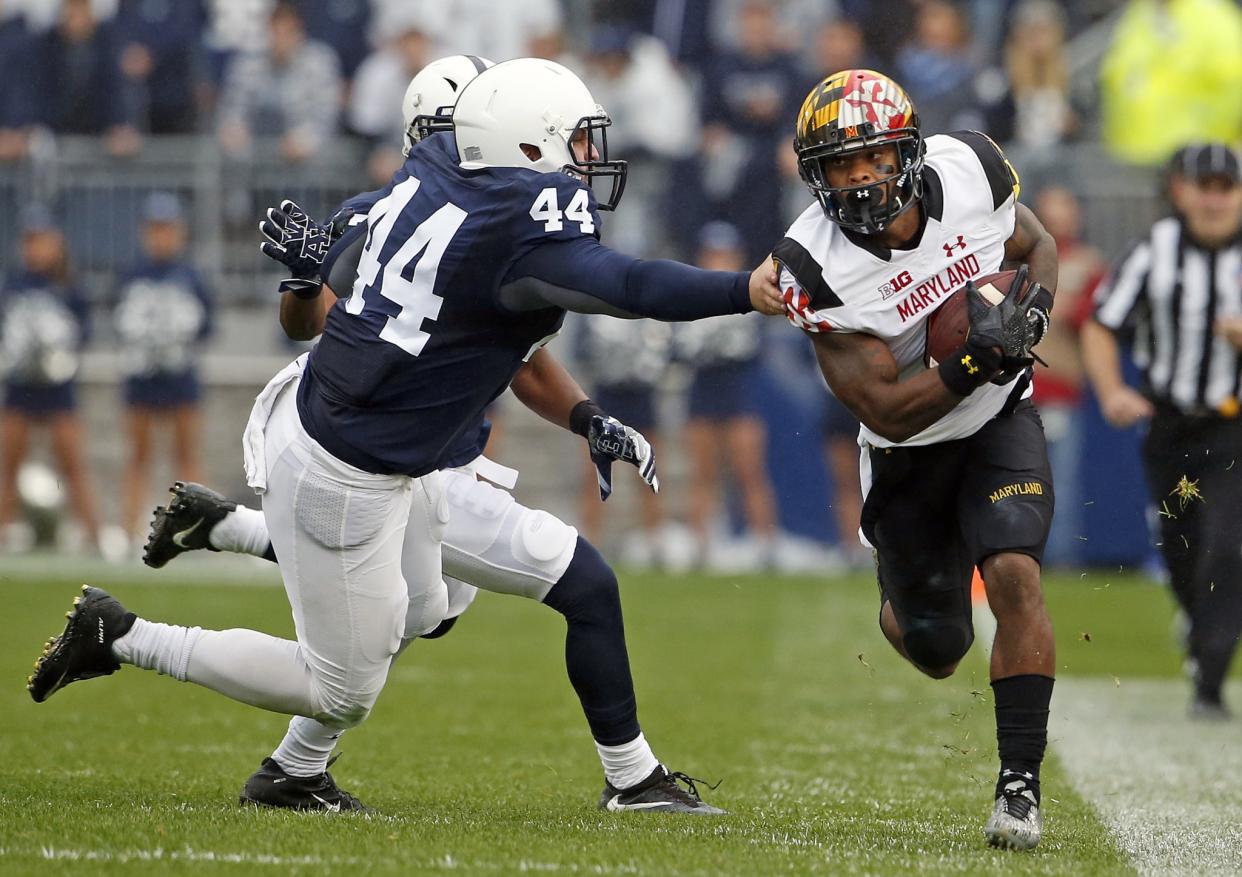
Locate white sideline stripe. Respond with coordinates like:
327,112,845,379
0,847,362,867
0,552,280,588
1052,677,1242,876
0,848,650,874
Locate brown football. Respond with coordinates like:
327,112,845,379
923,269,1019,367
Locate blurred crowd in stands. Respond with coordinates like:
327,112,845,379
1,0,1240,570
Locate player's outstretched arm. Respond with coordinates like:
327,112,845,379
502,237,781,321
810,330,971,444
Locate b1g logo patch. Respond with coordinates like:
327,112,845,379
989,481,1044,503
878,270,913,300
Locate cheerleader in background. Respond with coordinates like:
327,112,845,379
0,206,99,551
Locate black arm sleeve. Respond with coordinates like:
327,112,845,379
323,223,367,294
501,236,751,321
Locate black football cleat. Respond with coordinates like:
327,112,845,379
28,586,135,703
599,765,726,815
143,481,236,568
1189,696,1232,721
240,757,370,813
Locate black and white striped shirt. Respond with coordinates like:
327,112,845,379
1094,217,1242,413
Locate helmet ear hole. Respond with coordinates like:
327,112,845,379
519,143,543,162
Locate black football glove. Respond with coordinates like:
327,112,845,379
587,415,659,501
258,200,332,299
1026,285,1054,347
966,263,1043,380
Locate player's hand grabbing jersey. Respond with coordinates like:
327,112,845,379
776,131,1029,447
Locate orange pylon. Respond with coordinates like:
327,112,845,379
971,568,987,605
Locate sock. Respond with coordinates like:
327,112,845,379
112,617,202,681
117,618,318,715
272,716,342,778
992,674,1054,802
595,732,659,790
208,506,272,557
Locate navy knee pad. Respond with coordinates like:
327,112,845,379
542,537,621,624
902,620,974,671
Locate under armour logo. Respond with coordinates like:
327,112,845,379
961,354,979,375
943,235,966,257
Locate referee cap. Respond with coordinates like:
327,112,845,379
1168,143,1241,184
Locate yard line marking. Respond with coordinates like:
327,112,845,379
0,848,653,874
1051,677,1242,876
0,847,363,867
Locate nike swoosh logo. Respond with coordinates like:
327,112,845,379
605,796,671,812
172,518,204,548
311,793,341,812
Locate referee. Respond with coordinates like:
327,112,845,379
1082,142,1242,719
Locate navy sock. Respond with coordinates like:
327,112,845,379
992,674,1054,801
542,537,640,746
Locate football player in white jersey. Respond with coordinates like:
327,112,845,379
775,70,1058,850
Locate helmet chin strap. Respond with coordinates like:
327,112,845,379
854,196,877,232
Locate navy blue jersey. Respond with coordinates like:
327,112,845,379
314,157,491,473
301,134,752,477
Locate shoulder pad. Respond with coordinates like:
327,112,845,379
520,174,602,242
772,236,843,310
942,131,1021,209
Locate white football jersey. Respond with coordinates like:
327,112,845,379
776,130,1033,448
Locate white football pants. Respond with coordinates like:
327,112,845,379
134,375,448,731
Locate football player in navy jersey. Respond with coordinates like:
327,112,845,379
139,53,718,816
29,58,783,815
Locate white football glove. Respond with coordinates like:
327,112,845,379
587,415,659,501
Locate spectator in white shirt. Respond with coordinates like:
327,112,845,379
217,1,342,163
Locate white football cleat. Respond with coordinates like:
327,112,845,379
984,778,1042,850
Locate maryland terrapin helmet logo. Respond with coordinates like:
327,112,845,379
794,69,924,235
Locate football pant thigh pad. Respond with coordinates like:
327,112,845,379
441,469,578,600
294,470,398,550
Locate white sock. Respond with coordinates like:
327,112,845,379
114,619,317,715
595,732,659,790
272,716,342,778
208,506,271,557
111,618,202,681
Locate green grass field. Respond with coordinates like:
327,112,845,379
0,559,1235,876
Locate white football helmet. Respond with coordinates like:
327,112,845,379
451,58,628,210
402,54,494,156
